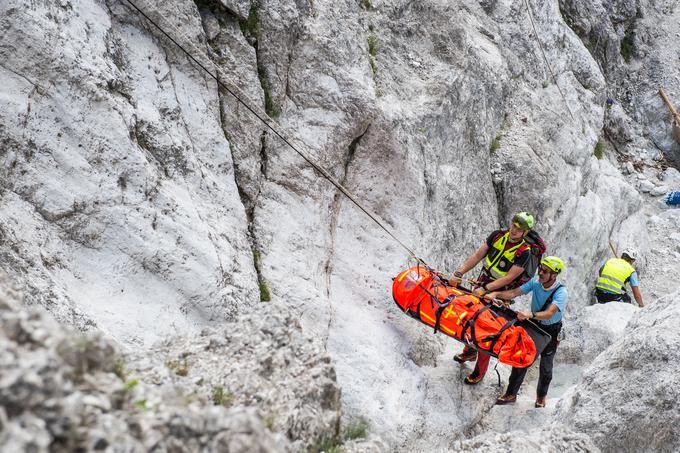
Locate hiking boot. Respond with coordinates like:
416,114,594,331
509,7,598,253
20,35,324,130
453,350,477,363
495,394,517,405
464,373,483,385
535,397,546,408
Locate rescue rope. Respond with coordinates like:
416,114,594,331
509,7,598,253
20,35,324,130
119,0,425,265
522,0,575,120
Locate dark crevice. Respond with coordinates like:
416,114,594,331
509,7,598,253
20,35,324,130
491,176,505,229
324,127,370,281
216,79,252,215
196,0,271,302
558,0,640,86
648,135,680,172
257,130,269,195
231,0,281,118
249,130,270,302
321,124,370,348
194,0,241,21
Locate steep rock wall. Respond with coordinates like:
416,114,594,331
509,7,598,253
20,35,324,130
0,0,259,345
557,290,680,453
0,269,348,452
1,0,680,450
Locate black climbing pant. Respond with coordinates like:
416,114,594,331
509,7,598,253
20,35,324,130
595,289,631,304
505,322,562,398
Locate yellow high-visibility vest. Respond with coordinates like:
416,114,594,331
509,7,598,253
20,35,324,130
596,258,635,294
483,232,526,280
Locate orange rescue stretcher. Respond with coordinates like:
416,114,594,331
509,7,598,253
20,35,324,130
392,265,551,368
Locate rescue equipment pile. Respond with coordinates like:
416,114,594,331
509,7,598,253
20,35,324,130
392,266,551,367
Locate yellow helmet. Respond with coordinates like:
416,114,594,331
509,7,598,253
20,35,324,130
540,256,564,274
512,212,535,230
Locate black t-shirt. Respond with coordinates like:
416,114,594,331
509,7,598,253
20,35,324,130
485,229,531,269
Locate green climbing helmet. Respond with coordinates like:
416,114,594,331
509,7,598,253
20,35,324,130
512,211,535,230
540,256,564,274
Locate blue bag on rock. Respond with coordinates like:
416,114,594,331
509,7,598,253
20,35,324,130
666,192,680,205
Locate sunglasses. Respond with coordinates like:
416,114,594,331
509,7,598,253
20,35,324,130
538,266,554,274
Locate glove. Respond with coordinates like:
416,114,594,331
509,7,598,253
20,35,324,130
449,271,463,287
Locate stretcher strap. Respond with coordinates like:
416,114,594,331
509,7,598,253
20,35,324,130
481,317,518,352
433,294,457,334
462,304,493,346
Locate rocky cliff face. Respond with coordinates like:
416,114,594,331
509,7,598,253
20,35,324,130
557,290,680,453
1,0,679,451
0,270,350,452
0,0,259,344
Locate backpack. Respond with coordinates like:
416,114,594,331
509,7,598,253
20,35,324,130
486,229,547,289
515,229,547,286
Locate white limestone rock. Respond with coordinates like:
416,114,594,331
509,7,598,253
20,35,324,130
559,303,638,364
638,179,655,193
0,0,259,346
127,302,342,452
558,291,680,453
650,185,669,196
452,425,600,452
0,270,346,452
1,0,680,451
661,167,680,186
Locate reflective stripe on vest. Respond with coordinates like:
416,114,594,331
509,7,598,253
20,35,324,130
596,258,635,294
482,232,526,280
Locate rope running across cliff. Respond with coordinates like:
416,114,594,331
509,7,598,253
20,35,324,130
119,0,425,264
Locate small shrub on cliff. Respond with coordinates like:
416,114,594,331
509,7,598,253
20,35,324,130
166,358,189,376
367,35,378,57
211,385,234,407
133,399,150,411
621,34,636,63
123,378,138,392
317,436,342,453
259,281,272,302
113,357,126,380
594,139,605,159
343,417,369,440
239,2,261,41
264,412,277,431
490,135,501,154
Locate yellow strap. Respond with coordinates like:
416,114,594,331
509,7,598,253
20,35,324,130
396,269,410,282
420,312,436,324
456,312,466,325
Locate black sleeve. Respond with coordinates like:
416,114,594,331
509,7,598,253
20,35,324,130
485,230,505,248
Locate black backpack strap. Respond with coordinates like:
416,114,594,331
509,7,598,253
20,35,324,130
538,283,563,313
